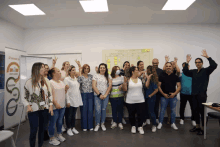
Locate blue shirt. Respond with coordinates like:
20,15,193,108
144,81,158,98
180,72,192,95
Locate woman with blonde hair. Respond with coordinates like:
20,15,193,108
22,62,53,147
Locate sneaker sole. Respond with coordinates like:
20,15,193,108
57,138,66,142
49,142,60,146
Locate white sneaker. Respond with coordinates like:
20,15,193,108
156,119,159,124
122,118,127,124
94,124,100,132
138,127,144,135
118,123,123,130
146,119,150,125
49,138,60,146
61,125,66,132
101,123,106,131
143,120,147,127
180,119,184,125
67,129,74,136
152,126,157,133
192,121,196,126
131,126,136,134
56,134,66,142
83,129,87,132
111,122,117,129
157,123,162,129
72,128,79,134
171,123,178,130
90,128,93,131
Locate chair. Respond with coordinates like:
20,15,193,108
206,112,220,126
0,130,16,147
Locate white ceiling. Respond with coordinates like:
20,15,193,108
0,0,220,29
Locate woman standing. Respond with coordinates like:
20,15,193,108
143,66,159,132
22,63,53,147
92,63,112,131
64,64,83,136
48,67,68,146
78,64,94,131
109,66,124,130
122,66,145,135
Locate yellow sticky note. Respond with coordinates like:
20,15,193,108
114,62,118,65
108,71,111,75
119,59,120,61
107,59,110,63
137,56,140,60
114,57,117,60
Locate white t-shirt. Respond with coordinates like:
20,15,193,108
64,76,83,107
50,80,66,110
92,74,108,96
126,78,145,104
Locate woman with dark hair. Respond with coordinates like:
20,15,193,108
92,63,112,131
22,62,53,147
48,67,69,146
64,63,83,136
122,66,145,135
143,66,159,132
78,64,94,131
109,66,124,130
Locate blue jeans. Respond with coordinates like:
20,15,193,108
94,95,109,125
144,96,150,120
48,107,65,137
146,96,157,125
80,92,94,130
159,97,177,124
109,97,124,123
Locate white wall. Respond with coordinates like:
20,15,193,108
0,18,24,127
24,24,220,117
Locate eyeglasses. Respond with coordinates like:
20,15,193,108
195,62,202,64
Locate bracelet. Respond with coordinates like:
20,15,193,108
97,93,102,98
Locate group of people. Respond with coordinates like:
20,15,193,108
22,49,217,147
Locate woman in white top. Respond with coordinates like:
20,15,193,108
64,65,83,136
48,67,69,146
122,66,145,135
92,63,112,132
60,61,70,81
22,62,53,147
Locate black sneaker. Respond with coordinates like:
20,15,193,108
189,127,200,132
43,130,50,141
197,129,204,135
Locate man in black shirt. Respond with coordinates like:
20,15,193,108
183,50,218,135
157,62,181,130
152,58,163,124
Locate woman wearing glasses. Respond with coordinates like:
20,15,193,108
22,62,53,147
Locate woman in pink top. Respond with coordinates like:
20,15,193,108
48,67,69,146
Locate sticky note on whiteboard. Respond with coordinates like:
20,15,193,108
142,49,151,52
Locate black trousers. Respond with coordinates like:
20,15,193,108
192,92,207,126
65,106,78,129
28,109,47,147
126,102,145,127
154,94,161,119
179,94,195,120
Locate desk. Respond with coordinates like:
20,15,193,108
203,103,220,139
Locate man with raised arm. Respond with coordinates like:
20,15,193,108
183,49,217,135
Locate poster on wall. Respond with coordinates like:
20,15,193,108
4,47,26,129
102,49,154,117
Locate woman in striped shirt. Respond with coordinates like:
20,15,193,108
109,66,124,130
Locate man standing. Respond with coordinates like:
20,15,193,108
157,62,181,130
179,62,196,126
152,58,163,124
183,50,217,135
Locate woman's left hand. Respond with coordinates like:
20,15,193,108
49,105,54,116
